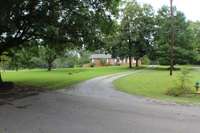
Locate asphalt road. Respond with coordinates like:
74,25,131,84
1,72,200,133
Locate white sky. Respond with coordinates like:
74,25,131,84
137,0,200,21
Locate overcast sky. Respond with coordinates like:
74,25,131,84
137,0,200,21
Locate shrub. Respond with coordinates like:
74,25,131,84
166,86,192,97
141,55,150,65
67,62,75,68
90,63,95,67
166,67,192,96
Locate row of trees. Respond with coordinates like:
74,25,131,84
5,46,90,71
107,1,200,69
1,0,200,83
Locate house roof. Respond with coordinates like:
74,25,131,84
90,54,112,59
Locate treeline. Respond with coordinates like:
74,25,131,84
107,1,200,68
0,46,91,71
1,0,200,81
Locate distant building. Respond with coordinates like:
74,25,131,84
90,54,138,66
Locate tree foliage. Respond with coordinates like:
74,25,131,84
0,0,120,82
0,0,120,54
154,6,195,65
188,21,200,64
110,1,155,68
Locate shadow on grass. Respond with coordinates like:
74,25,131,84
147,67,181,71
0,85,45,105
126,65,181,71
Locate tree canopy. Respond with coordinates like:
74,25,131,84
154,6,196,65
0,0,120,55
109,1,155,68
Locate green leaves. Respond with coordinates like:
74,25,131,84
111,1,155,67
0,0,120,55
155,6,195,65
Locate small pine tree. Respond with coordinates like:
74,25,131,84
166,67,192,96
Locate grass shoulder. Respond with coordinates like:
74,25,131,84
2,66,132,90
113,67,200,104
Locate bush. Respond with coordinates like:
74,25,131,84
166,86,192,97
90,63,95,67
67,62,75,68
66,58,76,68
141,55,150,65
78,55,90,66
30,57,46,68
166,67,192,97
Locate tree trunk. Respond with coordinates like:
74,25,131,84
15,66,19,71
170,61,173,76
0,71,3,84
170,0,175,76
128,39,133,69
136,59,139,67
48,63,52,71
47,59,53,71
128,56,132,68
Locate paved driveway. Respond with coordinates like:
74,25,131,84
1,72,200,133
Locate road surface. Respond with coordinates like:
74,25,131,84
1,72,200,133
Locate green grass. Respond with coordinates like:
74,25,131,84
2,66,131,90
114,68,200,104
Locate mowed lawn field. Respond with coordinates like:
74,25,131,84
114,67,200,104
2,66,131,90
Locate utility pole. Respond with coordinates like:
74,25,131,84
169,0,174,76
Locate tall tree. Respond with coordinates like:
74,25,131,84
111,1,155,68
39,45,66,71
155,6,195,67
188,21,200,64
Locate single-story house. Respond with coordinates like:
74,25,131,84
90,54,139,66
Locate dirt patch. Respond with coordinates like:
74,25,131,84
0,85,45,105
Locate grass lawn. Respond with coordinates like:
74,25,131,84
2,66,131,90
114,67,200,104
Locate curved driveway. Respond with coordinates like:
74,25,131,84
1,72,200,133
